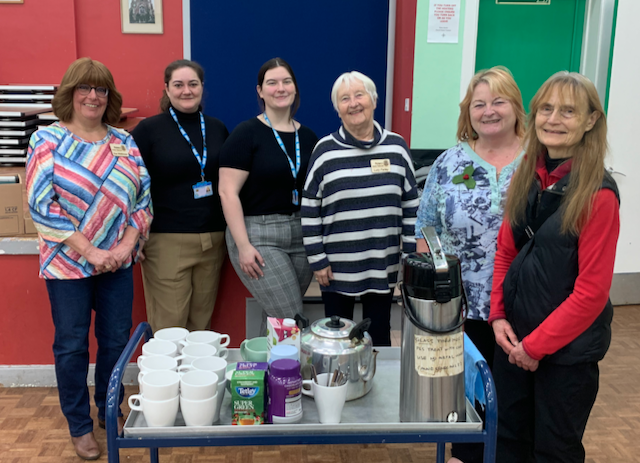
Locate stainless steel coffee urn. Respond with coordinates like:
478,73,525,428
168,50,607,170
399,226,466,422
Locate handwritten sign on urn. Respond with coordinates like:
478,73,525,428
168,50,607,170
414,333,464,377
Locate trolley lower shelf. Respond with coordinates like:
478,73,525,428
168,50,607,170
106,323,496,463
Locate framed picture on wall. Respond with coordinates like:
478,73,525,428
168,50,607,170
121,0,163,34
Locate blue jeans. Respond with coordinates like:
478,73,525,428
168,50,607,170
46,266,133,437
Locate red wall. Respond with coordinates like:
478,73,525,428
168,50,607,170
0,0,183,117
0,0,253,365
0,0,77,85
0,255,250,365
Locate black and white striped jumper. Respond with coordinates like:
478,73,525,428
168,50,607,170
301,121,419,296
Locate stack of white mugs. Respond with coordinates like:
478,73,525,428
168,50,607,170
128,327,230,427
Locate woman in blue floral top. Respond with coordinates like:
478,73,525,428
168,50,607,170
415,66,525,463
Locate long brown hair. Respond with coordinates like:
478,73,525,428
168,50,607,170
457,66,525,142
52,57,122,125
506,71,607,235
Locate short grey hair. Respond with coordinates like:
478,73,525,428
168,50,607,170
330,71,378,112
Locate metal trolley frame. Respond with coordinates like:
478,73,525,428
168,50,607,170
106,323,497,463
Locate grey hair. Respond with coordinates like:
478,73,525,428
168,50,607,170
330,71,378,111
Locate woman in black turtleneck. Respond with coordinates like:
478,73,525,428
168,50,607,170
132,59,229,333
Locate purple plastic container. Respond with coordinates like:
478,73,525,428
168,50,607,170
267,359,302,424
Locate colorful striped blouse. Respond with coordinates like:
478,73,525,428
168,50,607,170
301,122,419,296
26,123,153,280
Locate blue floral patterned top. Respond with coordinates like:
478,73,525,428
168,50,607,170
415,142,523,321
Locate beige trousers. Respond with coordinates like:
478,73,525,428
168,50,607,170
141,232,226,333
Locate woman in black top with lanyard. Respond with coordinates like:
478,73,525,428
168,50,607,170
219,57,318,334
132,59,229,332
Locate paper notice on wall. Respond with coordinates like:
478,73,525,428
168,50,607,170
427,0,461,43
414,332,464,377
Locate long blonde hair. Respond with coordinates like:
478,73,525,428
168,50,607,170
506,71,607,235
457,66,525,142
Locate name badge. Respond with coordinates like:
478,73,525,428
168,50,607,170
193,181,213,199
371,159,391,173
110,144,129,157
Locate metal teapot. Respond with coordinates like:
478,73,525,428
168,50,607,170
296,315,377,401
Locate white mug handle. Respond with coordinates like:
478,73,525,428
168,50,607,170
219,334,230,348
177,364,194,373
137,371,146,384
301,379,315,397
137,355,148,368
128,394,143,411
179,340,189,349
217,348,229,360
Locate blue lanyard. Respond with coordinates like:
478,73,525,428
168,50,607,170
170,107,207,181
263,113,300,181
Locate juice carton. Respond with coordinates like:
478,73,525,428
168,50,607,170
231,370,266,425
266,317,301,361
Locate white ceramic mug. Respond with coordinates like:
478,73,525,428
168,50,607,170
136,370,181,401
137,355,178,393
137,340,178,367
178,355,227,380
174,343,218,366
302,373,348,424
153,327,189,353
180,393,218,427
179,330,230,354
180,370,219,401
212,378,227,423
128,394,179,427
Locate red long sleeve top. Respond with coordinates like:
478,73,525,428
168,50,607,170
488,159,620,360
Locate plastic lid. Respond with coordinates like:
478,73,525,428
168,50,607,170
270,358,300,376
283,318,296,327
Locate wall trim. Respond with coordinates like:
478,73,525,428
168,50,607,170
0,363,140,388
385,0,397,130
460,0,480,100
610,272,640,306
182,0,191,59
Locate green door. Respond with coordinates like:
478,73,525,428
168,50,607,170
475,0,585,110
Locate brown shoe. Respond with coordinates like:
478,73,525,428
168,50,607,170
98,416,125,435
71,432,101,460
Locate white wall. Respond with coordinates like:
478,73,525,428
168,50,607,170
606,0,640,274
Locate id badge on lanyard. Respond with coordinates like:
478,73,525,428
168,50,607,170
264,113,300,205
169,108,211,200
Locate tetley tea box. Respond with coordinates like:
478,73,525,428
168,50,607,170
231,370,266,425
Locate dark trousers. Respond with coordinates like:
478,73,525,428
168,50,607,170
322,291,394,346
492,346,599,463
451,318,496,463
46,266,133,437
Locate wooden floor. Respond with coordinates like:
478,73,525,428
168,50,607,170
1,306,639,463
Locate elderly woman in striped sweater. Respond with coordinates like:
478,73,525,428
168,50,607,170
301,71,419,346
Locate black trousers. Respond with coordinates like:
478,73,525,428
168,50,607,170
322,291,394,346
450,318,496,463
492,346,599,463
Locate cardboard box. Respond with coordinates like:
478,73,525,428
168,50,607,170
24,216,37,235
231,370,266,425
266,317,301,361
0,175,24,236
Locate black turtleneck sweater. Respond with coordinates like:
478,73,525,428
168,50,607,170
131,108,229,233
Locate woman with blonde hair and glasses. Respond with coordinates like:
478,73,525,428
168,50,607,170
489,72,619,462
415,66,525,463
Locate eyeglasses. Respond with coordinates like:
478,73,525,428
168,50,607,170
76,84,109,98
537,105,577,119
